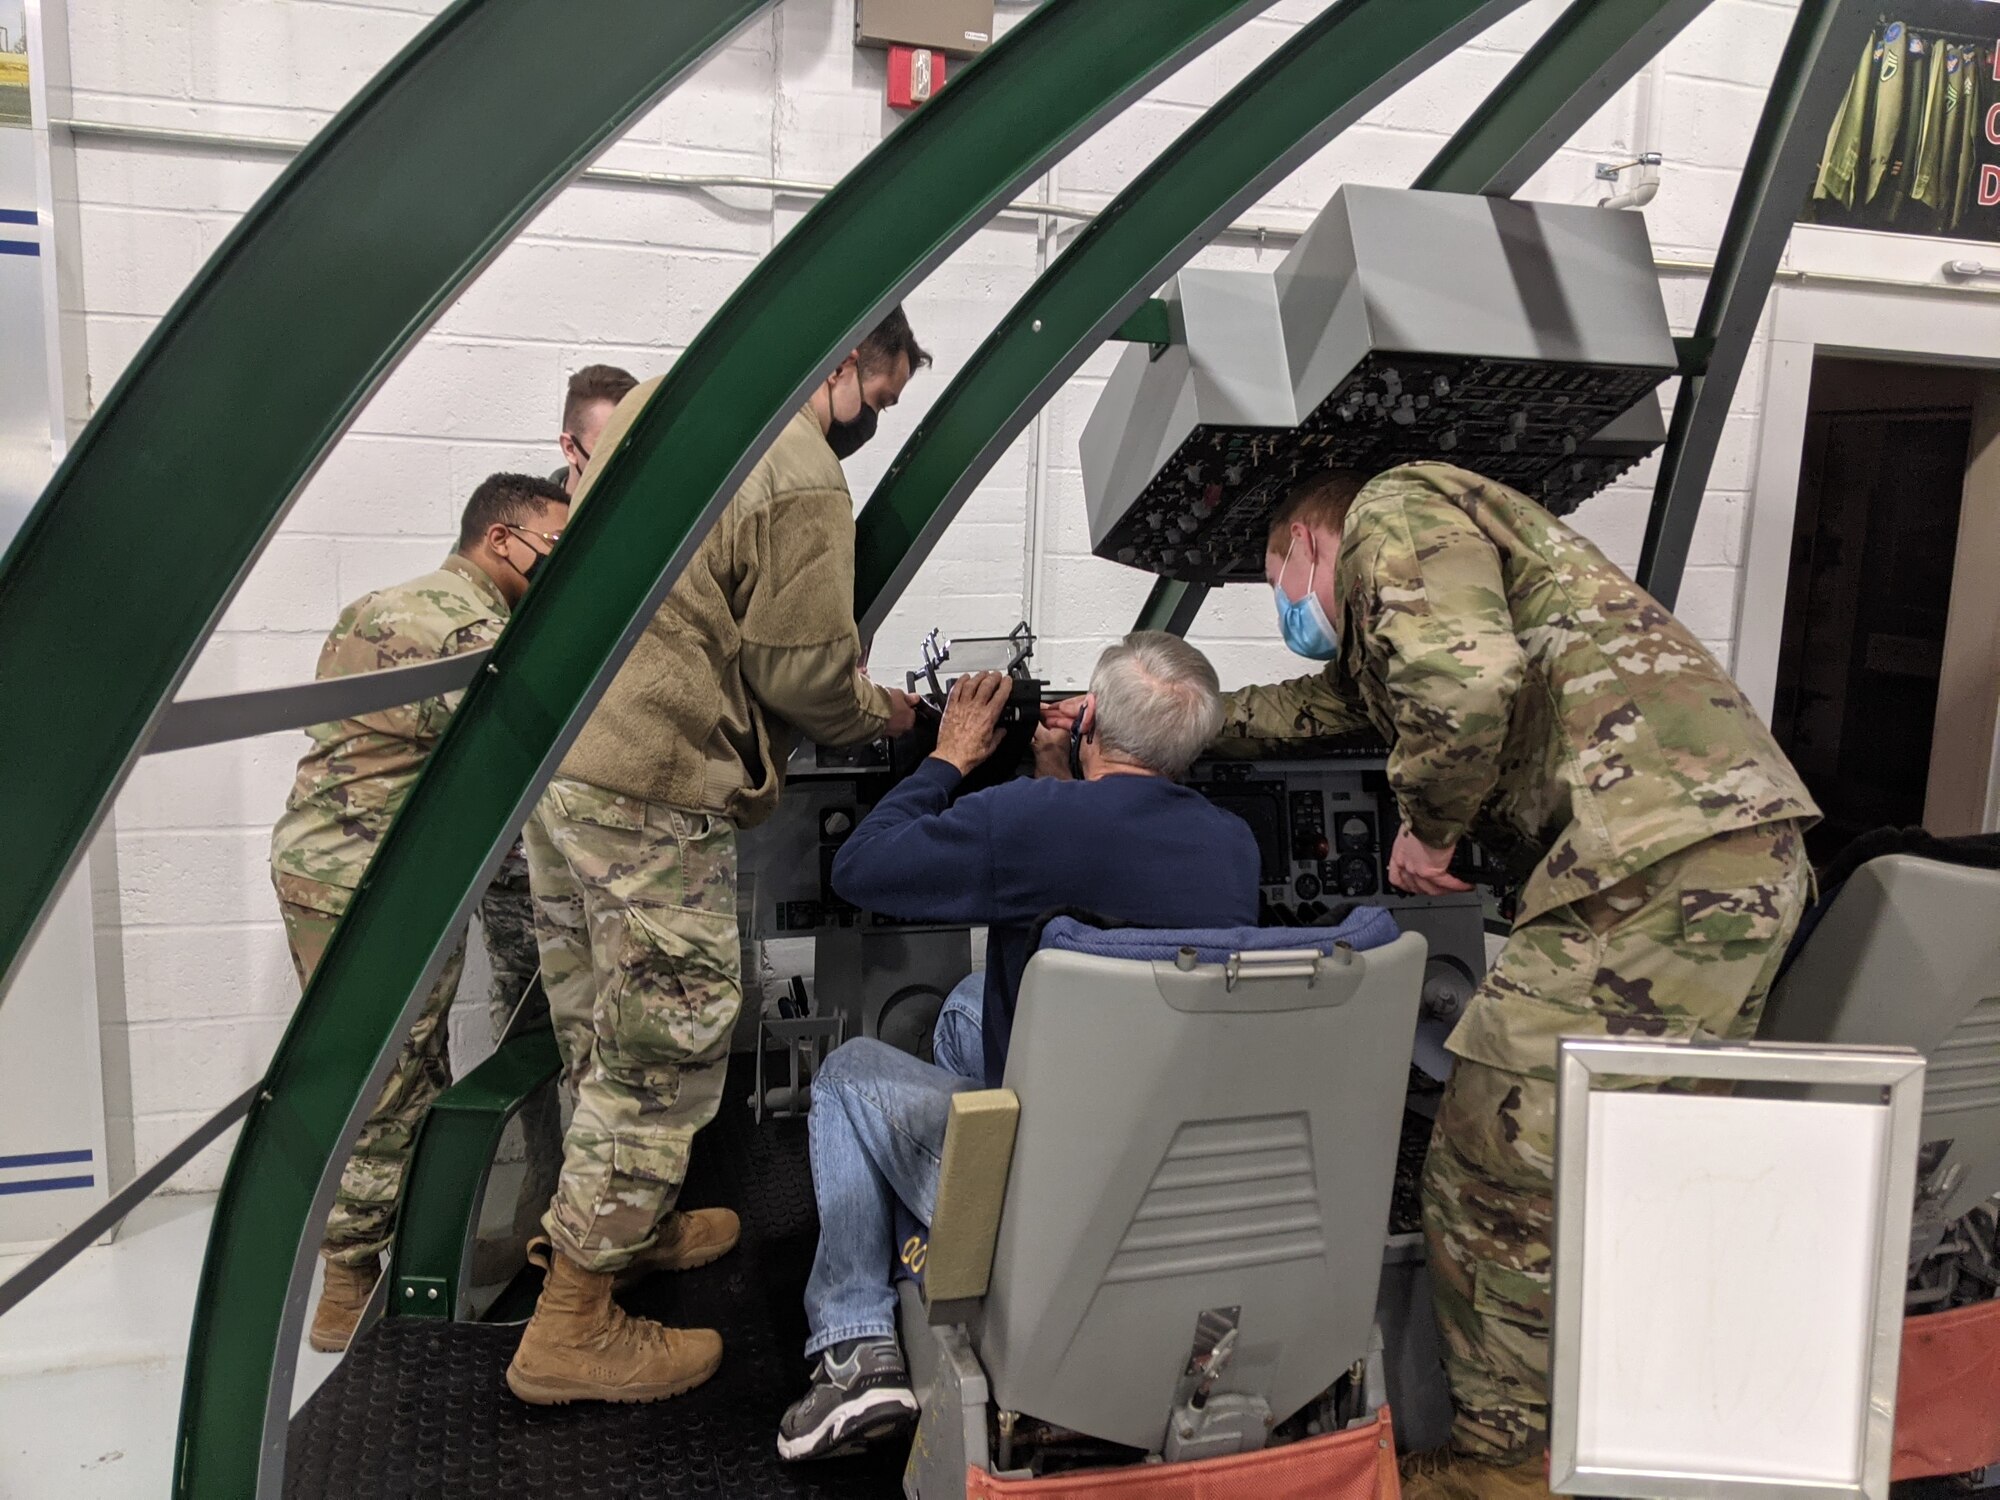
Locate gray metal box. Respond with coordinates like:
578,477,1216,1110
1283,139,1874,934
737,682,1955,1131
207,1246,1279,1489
855,0,995,57
1081,186,1677,582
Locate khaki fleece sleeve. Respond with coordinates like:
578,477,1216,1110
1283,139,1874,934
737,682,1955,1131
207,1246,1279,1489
738,485,893,748
1212,668,1373,755
1364,494,1523,849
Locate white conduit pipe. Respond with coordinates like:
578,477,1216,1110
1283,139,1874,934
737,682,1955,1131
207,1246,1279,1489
59,117,2000,300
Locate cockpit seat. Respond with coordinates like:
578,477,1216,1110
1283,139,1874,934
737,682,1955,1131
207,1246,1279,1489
899,911,1424,1496
1759,846,2000,1262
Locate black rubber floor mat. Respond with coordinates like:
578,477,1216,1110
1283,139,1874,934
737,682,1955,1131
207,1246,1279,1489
287,1058,909,1499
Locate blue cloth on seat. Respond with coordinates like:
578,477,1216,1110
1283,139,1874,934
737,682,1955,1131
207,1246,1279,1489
1038,907,1400,965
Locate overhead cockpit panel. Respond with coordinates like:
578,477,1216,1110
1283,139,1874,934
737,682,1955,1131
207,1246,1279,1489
1081,186,1678,583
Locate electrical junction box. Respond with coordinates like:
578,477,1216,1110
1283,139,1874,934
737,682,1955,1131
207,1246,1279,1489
1080,186,1677,584
856,0,994,57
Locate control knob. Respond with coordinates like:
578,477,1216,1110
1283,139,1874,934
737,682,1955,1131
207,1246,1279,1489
1420,958,1474,1023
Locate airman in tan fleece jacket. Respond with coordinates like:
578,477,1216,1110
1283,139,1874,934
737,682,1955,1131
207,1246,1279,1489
508,310,928,1408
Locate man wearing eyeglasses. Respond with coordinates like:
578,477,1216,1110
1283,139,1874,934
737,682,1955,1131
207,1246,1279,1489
553,364,638,496
270,471,570,1354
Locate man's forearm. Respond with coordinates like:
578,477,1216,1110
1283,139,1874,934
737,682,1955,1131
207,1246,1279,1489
1213,671,1372,752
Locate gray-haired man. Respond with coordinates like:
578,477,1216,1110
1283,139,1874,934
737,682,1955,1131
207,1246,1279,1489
777,632,1262,1461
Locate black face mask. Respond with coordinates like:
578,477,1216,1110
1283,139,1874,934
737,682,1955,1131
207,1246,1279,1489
1069,712,1087,781
826,399,879,460
505,526,550,586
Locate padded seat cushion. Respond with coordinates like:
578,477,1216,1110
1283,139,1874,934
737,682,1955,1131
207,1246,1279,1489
1038,908,1399,966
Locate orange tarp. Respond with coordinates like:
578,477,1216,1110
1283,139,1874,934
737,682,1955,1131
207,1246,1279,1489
1893,1298,2000,1481
965,1406,1400,1500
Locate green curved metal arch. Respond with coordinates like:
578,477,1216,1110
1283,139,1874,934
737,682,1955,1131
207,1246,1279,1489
1415,0,1712,196
1638,0,1870,605
0,0,772,998
172,3,1274,1492
853,0,1537,635
856,0,1750,643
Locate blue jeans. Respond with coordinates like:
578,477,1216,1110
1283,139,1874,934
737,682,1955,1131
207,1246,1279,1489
804,1037,972,1357
930,971,986,1082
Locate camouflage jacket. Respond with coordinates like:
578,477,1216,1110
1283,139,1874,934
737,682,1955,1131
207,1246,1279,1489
1217,463,1818,922
270,554,509,914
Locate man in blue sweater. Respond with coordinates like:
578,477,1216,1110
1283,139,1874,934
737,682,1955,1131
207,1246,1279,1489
777,632,1261,1461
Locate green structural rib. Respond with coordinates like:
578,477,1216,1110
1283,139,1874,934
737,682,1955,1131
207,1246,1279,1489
1134,579,1213,637
173,3,1275,1492
1637,0,1869,605
853,0,1537,637
386,1030,560,1321
0,0,772,1001
1415,0,1713,196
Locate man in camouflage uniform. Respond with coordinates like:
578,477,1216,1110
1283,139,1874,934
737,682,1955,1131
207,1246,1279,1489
551,363,637,496
271,472,569,1353
1216,462,1818,1499
504,308,927,1407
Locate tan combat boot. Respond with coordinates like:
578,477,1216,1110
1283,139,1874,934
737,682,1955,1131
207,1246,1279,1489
309,1254,380,1353
1401,1450,1555,1500
618,1208,741,1286
505,1248,723,1405
524,1209,741,1292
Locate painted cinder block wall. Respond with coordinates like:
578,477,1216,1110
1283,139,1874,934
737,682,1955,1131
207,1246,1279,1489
58,0,1800,1187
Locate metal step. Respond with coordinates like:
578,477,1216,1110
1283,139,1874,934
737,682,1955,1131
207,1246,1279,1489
288,1067,904,1499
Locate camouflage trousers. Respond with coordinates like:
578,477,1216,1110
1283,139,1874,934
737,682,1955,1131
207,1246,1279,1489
523,776,741,1273
1421,819,1811,1461
276,872,465,1269
479,847,565,1239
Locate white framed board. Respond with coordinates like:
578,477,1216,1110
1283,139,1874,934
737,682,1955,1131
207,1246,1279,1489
1548,1038,1925,1500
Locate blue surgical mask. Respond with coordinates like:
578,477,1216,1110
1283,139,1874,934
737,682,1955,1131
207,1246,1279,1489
1273,536,1339,660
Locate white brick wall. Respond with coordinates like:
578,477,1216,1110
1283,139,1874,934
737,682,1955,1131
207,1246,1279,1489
63,0,1804,1186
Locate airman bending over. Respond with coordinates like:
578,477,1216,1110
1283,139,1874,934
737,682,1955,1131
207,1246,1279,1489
1211,462,1818,1499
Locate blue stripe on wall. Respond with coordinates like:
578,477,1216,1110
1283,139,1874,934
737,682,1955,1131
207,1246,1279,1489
0,208,36,225
0,240,40,257
0,1176,97,1197
0,1149,94,1170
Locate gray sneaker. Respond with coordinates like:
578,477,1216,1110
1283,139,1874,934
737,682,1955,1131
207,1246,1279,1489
776,1338,919,1460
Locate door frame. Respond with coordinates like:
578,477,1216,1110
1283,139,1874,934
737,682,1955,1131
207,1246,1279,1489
1739,283,2000,710
1740,273,2000,833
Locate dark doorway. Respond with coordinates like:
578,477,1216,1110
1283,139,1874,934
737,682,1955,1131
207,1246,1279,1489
1771,357,1975,864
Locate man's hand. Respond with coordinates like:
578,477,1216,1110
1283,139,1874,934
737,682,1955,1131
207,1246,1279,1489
932,672,1012,775
879,685,920,739
1031,724,1074,780
1040,696,1083,735
1388,826,1472,896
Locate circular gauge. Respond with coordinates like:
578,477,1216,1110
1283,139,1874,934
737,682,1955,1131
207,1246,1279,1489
1336,854,1377,896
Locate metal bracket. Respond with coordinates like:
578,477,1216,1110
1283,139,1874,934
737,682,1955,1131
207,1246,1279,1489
1595,150,1663,181
392,1275,449,1318
1110,296,1180,359
753,1015,845,1122
1673,334,1715,376
1162,1305,1270,1462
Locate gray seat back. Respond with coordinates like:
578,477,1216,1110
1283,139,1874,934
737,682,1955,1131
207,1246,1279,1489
977,932,1427,1451
1760,854,2000,1237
